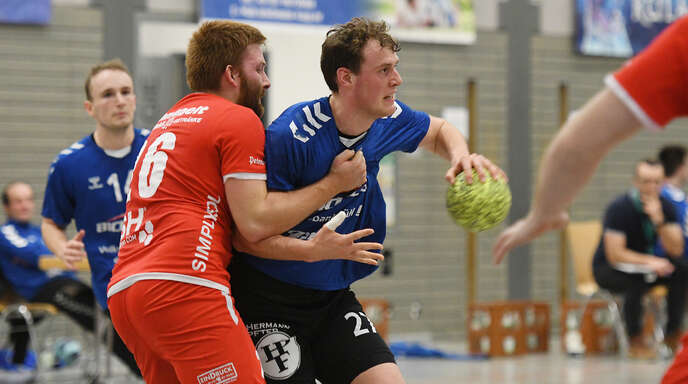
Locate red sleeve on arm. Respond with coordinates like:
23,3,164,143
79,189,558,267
216,107,267,182
606,16,688,129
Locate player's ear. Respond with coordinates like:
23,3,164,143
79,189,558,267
336,67,354,89
84,100,94,117
224,65,239,87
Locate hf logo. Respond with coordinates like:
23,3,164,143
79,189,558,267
138,220,154,246
255,331,300,380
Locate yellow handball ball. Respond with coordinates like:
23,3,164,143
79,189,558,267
446,170,512,232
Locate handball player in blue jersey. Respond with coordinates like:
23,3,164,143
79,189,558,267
229,17,506,384
40,59,144,376
0,181,94,373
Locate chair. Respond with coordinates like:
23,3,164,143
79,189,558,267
0,290,59,381
566,220,630,355
566,220,669,357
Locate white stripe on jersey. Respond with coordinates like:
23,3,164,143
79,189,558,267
107,272,230,297
0,225,28,248
222,172,267,183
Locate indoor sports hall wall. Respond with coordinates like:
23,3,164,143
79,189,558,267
0,6,103,226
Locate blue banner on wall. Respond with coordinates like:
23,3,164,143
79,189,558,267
0,0,51,25
575,0,688,57
201,0,476,45
202,0,363,25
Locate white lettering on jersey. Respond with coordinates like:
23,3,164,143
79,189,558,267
249,156,265,166
96,220,123,233
155,106,209,130
192,194,222,272
120,208,146,247
98,245,119,254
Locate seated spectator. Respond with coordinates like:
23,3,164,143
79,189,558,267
0,181,94,371
592,159,687,358
658,145,688,260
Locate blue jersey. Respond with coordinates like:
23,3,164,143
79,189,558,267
0,219,75,300
241,98,430,290
658,184,688,259
42,129,149,308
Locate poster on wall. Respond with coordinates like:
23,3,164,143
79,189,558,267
201,0,476,44
0,0,51,25
575,0,688,57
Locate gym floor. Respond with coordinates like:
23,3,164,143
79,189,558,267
397,342,671,384
35,341,671,383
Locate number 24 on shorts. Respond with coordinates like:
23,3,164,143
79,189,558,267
345,311,377,337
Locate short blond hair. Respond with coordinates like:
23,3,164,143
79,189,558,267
84,58,131,101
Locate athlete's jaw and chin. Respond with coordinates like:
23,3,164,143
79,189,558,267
237,72,266,118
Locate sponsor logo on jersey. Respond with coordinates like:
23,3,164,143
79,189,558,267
255,331,301,380
96,214,124,234
120,208,146,246
98,244,119,254
310,205,363,223
192,194,222,272
88,176,103,190
249,156,265,166
246,322,291,337
155,105,210,130
138,220,154,246
196,362,238,384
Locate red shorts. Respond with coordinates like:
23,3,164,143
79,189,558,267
108,279,265,384
662,333,688,384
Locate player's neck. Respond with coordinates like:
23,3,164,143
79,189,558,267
93,125,134,150
329,93,374,137
206,88,239,105
666,177,684,190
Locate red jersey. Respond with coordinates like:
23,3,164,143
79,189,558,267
605,16,688,130
108,93,266,297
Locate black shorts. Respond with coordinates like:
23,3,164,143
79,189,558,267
229,256,395,384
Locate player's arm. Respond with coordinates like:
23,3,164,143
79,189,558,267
604,231,674,276
0,232,46,268
493,89,643,264
226,150,366,243
418,115,505,184
41,217,86,270
233,213,384,265
657,223,683,258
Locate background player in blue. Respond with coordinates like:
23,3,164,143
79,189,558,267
0,181,96,374
40,59,143,377
658,145,688,261
229,18,506,384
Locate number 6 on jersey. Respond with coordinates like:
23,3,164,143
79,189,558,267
138,132,176,198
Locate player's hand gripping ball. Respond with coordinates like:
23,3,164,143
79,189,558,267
446,170,511,232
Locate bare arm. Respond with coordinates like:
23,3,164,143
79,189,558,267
233,219,384,265
604,231,675,276
226,149,366,243
493,88,644,263
419,115,505,184
657,224,684,258
41,217,86,270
